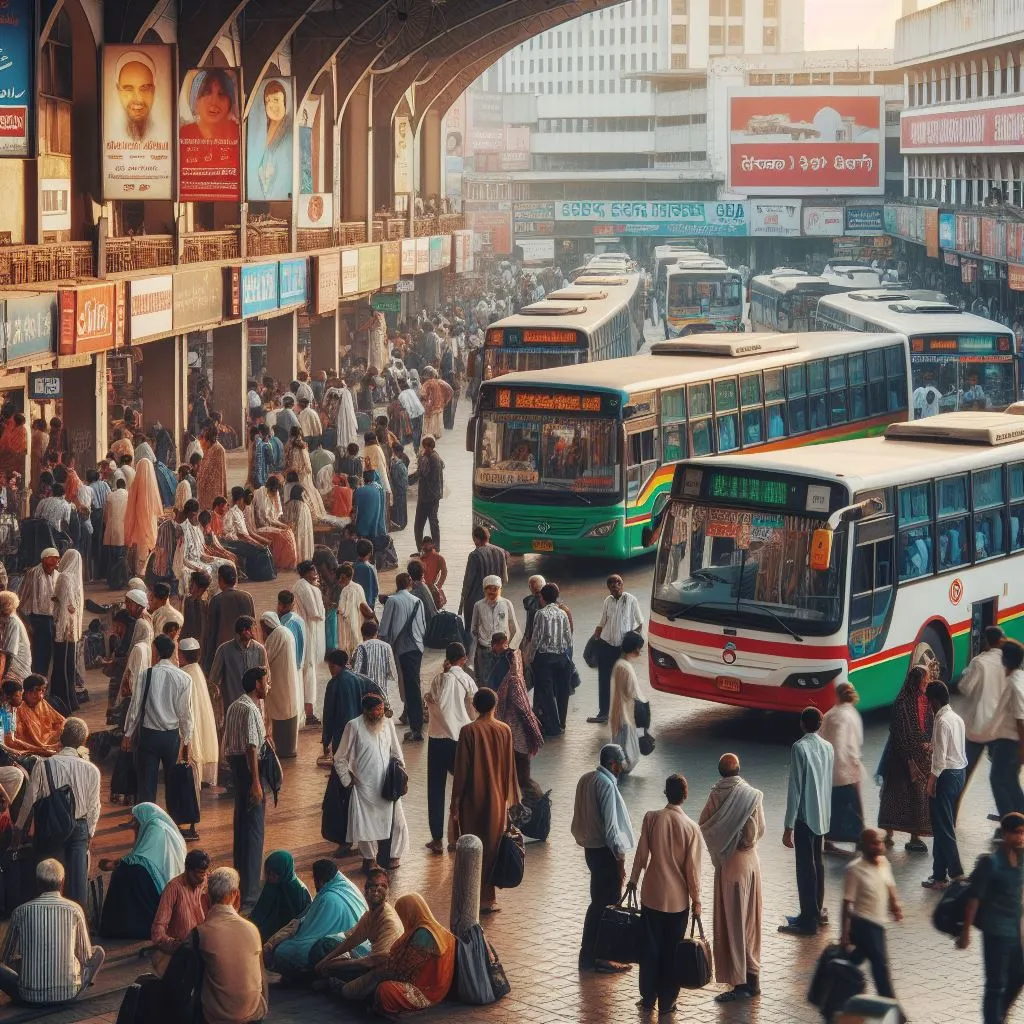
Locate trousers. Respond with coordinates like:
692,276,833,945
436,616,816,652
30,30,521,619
398,650,424,733
414,500,440,550
848,916,895,998
965,739,1024,820
580,846,622,967
136,726,180,805
930,767,965,882
426,737,457,842
27,614,55,676
794,818,825,931
639,907,688,1012
983,931,1024,1024
34,817,89,911
595,639,621,717
531,652,569,736
229,755,266,908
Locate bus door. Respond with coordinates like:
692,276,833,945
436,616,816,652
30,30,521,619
970,599,997,658
625,414,660,509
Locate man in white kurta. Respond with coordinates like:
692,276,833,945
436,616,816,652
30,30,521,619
336,567,371,658
336,385,359,453
334,694,409,869
259,611,301,758
293,563,327,722
178,638,219,787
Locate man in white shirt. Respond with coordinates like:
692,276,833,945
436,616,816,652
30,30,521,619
924,680,968,889
35,484,73,534
469,576,520,685
123,634,194,807
18,548,61,677
820,682,864,854
296,398,323,447
589,575,644,725
424,641,477,854
840,829,902,999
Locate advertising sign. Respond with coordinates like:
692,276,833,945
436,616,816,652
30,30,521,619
428,236,443,272
28,370,62,400
312,253,339,315
393,115,413,194
467,211,513,251
0,0,34,158
939,212,956,250
400,238,416,276
3,293,56,361
1008,223,1024,263
371,294,402,313
415,237,430,275
58,283,125,355
925,208,940,259
173,265,223,331
396,279,415,293
513,202,555,235
844,206,884,234
516,237,556,263
278,258,307,307
901,98,1024,153
981,217,1007,261
101,44,175,200
472,93,502,126
358,245,381,294
297,192,333,230
1009,264,1024,292
727,87,885,195
956,213,981,254
40,179,71,232
553,200,747,237
381,241,401,286
501,125,531,170
444,94,465,202
748,200,802,237
239,263,279,317
128,275,173,341
802,207,844,236
246,77,295,201
178,67,241,201
341,249,358,296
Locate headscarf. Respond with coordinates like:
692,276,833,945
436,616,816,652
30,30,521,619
249,850,312,942
121,802,187,892
123,458,162,552
392,893,454,958
279,869,368,961
54,549,84,641
494,648,544,757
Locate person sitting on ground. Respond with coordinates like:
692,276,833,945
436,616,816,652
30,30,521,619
151,849,210,976
0,858,105,1006
12,675,64,756
248,850,312,944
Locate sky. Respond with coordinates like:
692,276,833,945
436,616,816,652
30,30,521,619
804,0,944,51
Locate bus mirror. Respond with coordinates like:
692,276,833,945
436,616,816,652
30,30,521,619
809,527,833,572
465,416,477,454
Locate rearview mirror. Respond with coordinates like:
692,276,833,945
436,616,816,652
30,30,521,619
809,527,833,572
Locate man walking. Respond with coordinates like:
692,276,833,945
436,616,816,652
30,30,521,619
202,565,256,674
923,680,968,890
411,436,444,551
18,547,61,676
588,575,643,725
526,582,573,737
208,616,269,722
571,744,636,974
379,573,426,741
460,527,507,632
293,561,327,724
468,575,519,683
820,682,865,853
779,706,834,935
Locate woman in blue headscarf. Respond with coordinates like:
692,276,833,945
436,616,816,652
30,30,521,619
247,79,293,200
180,68,239,142
98,803,187,938
154,459,178,507
249,849,312,942
353,469,387,541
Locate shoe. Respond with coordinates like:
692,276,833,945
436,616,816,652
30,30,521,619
988,813,1002,822
480,903,501,914
398,712,409,726
922,876,949,890
883,835,895,847
778,916,816,936
180,826,200,841
905,838,928,853
85,599,112,614
305,713,321,726
586,714,608,724
636,999,655,1010
425,840,443,854
403,731,424,742
818,908,829,926
578,958,596,972
715,988,754,1003
594,960,631,974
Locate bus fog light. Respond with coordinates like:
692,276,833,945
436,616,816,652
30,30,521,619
650,647,678,670
584,519,618,538
782,668,842,690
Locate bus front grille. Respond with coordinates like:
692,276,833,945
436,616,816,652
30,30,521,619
498,511,590,536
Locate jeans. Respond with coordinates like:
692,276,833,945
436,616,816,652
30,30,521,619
426,737,457,841
398,650,423,733
639,907,688,1012
580,846,622,967
965,739,1024,820
595,639,621,717
136,727,180,805
531,652,568,736
848,916,895,998
983,932,1024,1024
793,819,824,931
26,614,55,676
229,755,266,908
414,500,440,550
931,767,966,881
34,817,90,911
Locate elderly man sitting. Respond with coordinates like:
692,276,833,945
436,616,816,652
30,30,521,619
0,858,104,1005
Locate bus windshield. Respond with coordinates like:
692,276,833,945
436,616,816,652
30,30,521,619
910,338,1017,417
482,349,584,380
668,276,742,314
475,413,621,499
651,499,845,635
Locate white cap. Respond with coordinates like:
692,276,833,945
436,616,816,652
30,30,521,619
179,638,200,652
40,547,60,559
483,575,502,588
125,589,148,606
127,577,146,592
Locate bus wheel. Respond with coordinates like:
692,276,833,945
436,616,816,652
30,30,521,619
912,625,949,682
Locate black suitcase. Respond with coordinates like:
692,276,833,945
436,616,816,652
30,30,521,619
819,958,866,1020
242,546,276,582
165,762,201,825
520,790,552,842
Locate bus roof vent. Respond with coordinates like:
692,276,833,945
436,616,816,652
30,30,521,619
769,268,808,277
572,275,628,286
519,302,588,316
651,335,799,357
848,290,912,302
885,412,1024,446
547,288,608,301
887,300,961,315
674,258,728,269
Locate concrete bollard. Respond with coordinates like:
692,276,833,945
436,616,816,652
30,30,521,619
450,833,482,937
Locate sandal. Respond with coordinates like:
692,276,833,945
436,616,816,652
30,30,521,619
715,988,753,1003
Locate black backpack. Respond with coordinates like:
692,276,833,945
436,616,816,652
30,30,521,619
933,876,974,937
34,758,76,846
519,790,552,843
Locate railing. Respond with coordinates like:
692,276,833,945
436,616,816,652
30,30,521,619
181,229,240,264
413,215,466,236
105,234,174,273
0,241,94,286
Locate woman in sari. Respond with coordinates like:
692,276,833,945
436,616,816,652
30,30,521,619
195,426,228,510
123,458,162,575
50,549,84,713
198,510,238,568
98,803,186,939
173,500,232,595
353,470,387,541
249,850,312,943
609,631,646,774
282,484,315,563
491,634,544,802
251,478,297,570
877,665,933,852
389,444,409,532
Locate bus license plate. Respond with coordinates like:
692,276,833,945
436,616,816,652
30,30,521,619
716,676,741,693
532,539,555,552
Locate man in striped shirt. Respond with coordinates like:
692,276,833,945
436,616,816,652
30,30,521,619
352,620,398,706
0,858,104,1005
526,583,575,737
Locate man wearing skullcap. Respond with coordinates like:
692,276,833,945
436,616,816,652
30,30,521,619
460,526,508,632
18,548,62,676
178,637,219,788
468,575,519,684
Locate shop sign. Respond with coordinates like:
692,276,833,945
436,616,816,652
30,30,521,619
3,293,57,361
239,262,279,317
956,213,981,254
128,275,173,341
901,98,1024,153
357,245,381,294
938,212,956,250
748,200,802,237
415,237,429,275
371,294,402,313
943,251,960,267
400,238,416,276
844,206,884,234
28,370,62,400
311,252,339,315
396,278,415,293
340,249,358,296
802,206,844,236
0,0,34,157
980,260,998,282
554,200,748,237
278,257,307,308
1008,223,1024,263
58,282,125,355
381,241,401,286
428,236,443,272
981,218,1007,261
174,265,223,331
1008,264,1024,292
925,208,939,259
961,258,978,284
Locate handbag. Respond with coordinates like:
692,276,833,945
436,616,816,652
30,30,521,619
582,635,601,669
490,819,526,889
638,731,656,756
423,609,469,651
487,942,511,1000
258,742,283,806
381,756,409,802
674,915,713,989
165,761,201,826
34,757,76,846
634,698,651,731
110,748,137,800
593,889,643,964
321,771,351,846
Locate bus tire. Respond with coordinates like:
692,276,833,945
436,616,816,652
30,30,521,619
912,624,950,683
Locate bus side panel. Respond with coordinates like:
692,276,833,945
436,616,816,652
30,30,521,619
847,653,913,713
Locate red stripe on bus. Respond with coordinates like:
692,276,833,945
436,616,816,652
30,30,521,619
648,620,850,660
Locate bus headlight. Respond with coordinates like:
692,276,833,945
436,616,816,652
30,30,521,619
781,668,842,690
650,647,679,670
473,511,498,532
584,519,618,538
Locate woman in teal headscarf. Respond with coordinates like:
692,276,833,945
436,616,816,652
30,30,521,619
249,850,312,942
263,858,368,979
98,803,186,939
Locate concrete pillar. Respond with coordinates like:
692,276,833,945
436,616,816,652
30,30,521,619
450,834,482,938
341,81,370,223
212,324,245,444
420,108,442,200
63,357,106,467
265,313,298,391
143,335,187,454
310,313,338,376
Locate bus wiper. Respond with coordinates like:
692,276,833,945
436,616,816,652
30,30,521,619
478,481,593,505
735,599,804,643
534,481,593,505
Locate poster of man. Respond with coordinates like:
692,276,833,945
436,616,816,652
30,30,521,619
101,44,174,200
247,77,295,201
179,67,242,202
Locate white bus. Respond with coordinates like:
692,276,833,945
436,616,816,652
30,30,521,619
651,244,706,317
663,258,744,337
813,289,1019,417
648,410,1024,712
748,271,847,333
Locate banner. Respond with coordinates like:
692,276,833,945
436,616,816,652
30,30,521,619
0,0,34,157
101,44,175,200
727,88,884,195
381,241,401,286
501,125,531,170
428,236,443,272
554,200,747,237
415,237,429,275
358,245,381,294
956,213,981,254
278,258,307,307
802,207,844,236
247,77,295,201
128,275,173,341
341,249,358,296
178,67,241,201
400,239,416,276
312,253,339,315
58,283,126,355
844,206,884,234
925,208,940,259
239,263,279,317
516,237,556,263
748,200,802,237
901,98,1024,152
394,115,413,194
981,217,1007,261
173,266,223,331
444,94,465,202
3,293,56,361
939,212,956,250
1009,264,1024,292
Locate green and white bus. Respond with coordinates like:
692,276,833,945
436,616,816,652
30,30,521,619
813,289,1019,416
468,330,912,559
663,257,743,337
648,410,1024,712
748,270,846,333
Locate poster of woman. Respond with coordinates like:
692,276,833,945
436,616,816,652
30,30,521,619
247,77,295,201
178,67,242,202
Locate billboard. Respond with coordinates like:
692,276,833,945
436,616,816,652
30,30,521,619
247,77,295,201
938,212,956,250
128,275,173,341
748,200,801,237
101,44,175,200
394,115,413,194
901,98,1024,153
178,68,242,202
467,211,513,253
727,88,885,196
0,0,34,157
802,206,844,237
501,125,531,171
3,293,57,362
444,95,465,202
554,200,748,238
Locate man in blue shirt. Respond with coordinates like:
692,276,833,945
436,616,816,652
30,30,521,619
571,744,636,973
780,706,834,935
277,590,306,677
378,573,425,742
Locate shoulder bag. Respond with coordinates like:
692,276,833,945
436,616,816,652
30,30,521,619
34,757,77,846
674,914,713,989
258,741,283,806
633,697,651,731
381,757,409,802
593,888,643,964
130,668,155,745
490,818,526,889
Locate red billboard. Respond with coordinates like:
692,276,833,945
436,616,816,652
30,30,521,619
727,88,885,196
178,68,242,202
901,99,1024,153
466,211,512,254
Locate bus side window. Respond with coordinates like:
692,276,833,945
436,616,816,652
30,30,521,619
627,427,659,501
850,522,896,659
885,345,908,412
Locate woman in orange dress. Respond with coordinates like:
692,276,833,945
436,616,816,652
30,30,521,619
195,426,228,510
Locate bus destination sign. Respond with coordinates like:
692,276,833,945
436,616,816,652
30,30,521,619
486,328,583,348
707,471,792,507
495,387,606,414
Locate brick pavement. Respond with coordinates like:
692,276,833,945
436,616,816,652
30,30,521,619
9,387,1005,1023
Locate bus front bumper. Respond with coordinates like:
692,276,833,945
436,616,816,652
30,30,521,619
473,504,633,559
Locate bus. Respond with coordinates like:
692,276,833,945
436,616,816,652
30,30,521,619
748,271,847,333
652,244,706,317
813,290,1019,417
820,261,884,289
468,330,911,559
647,410,1024,712
473,272,644,386
663,258,744,337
